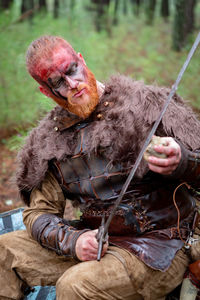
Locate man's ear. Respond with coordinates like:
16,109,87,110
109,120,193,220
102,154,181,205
39,86,51,98
77,52,86,65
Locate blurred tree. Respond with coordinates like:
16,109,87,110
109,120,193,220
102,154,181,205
90,0,111,34
53,0,59,18
146,0,157,25
123,0,127,15
172,0,197,51
184,0,197,35
70,0,75,12
113,0,119,25
0,0,13,10
38,0,47,12
21,0,34,21
160,0,170,20
130,0,143,16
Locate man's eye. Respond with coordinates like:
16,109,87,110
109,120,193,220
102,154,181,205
66,62,78,76
54,78,63,89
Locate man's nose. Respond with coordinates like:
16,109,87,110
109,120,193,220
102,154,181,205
65,76,78,89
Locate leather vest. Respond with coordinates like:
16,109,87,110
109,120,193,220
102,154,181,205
51,125,196,237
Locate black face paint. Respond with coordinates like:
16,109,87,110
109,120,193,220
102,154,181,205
43,80,68,101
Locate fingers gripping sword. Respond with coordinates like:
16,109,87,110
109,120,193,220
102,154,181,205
96,32,200,261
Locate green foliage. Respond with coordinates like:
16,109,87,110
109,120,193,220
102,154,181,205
4,127,29,151
0,0,200,150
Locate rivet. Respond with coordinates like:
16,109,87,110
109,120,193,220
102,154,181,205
53,117,58,121
54,127,59,131
97,113,103,119
104,101,109,107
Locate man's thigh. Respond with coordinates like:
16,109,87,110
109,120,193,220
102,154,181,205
0,230,77,287
56,246,143,300
56,246,189,300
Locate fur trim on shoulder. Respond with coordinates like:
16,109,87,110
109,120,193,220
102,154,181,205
16,106,78,203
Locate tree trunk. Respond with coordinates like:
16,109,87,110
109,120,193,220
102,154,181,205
53,0,59,18
92,0,111,33
123,0,127,15
184,0,197,34
172,0,187,51
113,0,119,25
21,0,26,14
130,0,142,16
0,0,13,10
146,0,157,25
39,0,47,11
160,0,169,20
21,0,34,20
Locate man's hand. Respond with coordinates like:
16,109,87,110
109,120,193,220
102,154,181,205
75,229,108,261
146,137,181,175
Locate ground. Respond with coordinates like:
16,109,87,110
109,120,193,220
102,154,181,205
0,142,76,218
0,143,23,213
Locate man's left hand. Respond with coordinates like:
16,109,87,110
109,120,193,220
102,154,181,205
147,137,181,175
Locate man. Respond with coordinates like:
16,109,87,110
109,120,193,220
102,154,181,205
0,35,200,300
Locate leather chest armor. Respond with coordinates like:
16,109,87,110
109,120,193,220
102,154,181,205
51,125,195,237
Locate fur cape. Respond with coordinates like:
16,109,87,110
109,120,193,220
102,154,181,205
16,75,200,205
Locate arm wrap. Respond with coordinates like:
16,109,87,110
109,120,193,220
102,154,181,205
32,214,89,260
183,151,200,182
168,142,200,186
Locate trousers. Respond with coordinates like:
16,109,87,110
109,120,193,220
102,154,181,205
0,230,189,300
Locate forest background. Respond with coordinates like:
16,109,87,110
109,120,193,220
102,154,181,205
0,0,200,211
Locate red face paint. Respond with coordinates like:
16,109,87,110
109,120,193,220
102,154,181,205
38,46,99,119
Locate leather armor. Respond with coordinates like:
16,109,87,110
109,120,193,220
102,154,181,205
32,125,200,270
51,126,197,237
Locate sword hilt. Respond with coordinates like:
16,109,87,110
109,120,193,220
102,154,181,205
96,214,108,261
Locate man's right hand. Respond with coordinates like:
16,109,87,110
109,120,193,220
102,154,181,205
75,229,108,261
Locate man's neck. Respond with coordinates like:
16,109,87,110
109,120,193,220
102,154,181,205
96,80,105,98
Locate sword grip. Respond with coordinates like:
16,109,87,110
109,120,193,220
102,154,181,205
96,214,108,261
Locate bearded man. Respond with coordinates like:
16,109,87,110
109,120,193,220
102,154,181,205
0,35,200,300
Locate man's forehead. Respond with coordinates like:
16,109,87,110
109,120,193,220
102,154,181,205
53,46,77,62
40,47,78,80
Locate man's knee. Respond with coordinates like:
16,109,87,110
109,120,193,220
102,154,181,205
56,253,135,300
56,264,95,299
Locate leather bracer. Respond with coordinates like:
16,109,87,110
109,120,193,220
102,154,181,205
32,214,89,260
179,149,200,187
170,144,200,185
183,150,200,183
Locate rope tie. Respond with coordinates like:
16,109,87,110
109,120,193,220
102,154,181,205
173,182,191,246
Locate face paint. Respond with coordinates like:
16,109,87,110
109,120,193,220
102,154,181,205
39,46,99,119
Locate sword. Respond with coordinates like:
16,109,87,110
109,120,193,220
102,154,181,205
96,31,200,261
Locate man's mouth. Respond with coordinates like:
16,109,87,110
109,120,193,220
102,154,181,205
73,88,86,98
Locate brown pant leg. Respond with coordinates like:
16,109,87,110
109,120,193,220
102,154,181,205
0,230,189,300
56,246,143,300
0,230,77,300
126,247,189,300
56,246,189,300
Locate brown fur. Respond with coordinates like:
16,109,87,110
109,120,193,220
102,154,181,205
16,75,200,205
